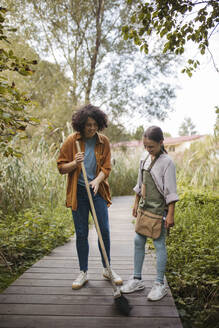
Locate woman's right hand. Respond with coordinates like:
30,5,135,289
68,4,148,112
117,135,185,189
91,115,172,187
141,184,146,199
132,204,138,217
75,152,84,165
133,194,140,217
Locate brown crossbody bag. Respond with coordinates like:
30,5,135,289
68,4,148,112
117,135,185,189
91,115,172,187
135,153,165,239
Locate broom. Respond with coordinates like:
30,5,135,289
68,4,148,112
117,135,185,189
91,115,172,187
76,141,132,316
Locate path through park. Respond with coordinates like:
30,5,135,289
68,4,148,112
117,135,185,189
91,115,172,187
0,196,183,327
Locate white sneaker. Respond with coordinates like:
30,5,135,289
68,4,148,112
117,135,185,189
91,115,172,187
147,282,167,301
120,277,145,294
103,267,123,286
72,271,88,290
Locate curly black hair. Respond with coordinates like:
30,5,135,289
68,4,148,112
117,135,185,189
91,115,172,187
72,104,108,135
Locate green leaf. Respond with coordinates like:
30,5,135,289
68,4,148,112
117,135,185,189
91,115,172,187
160,28,167,38
131,15,136,24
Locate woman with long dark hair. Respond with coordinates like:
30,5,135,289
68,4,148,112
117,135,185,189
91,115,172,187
121,126,178,301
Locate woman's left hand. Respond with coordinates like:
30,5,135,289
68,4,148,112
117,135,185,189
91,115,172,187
165,214,174,229
90,179,100,195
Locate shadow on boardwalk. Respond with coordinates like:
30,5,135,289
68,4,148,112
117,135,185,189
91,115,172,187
0,196,183,328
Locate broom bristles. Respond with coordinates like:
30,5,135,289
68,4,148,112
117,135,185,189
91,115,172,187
114,294,132,316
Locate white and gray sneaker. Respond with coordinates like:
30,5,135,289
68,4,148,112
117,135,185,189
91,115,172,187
103,267,123,286
147,282,167,301
120,277,145,294
72,271,88,290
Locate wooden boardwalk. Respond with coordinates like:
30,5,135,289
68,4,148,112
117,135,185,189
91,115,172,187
0,196,183,328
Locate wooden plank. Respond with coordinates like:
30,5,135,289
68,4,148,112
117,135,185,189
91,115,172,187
0,294,175,306
0,315,183,328
19,273,157,280
11,278,156,288
3,286,172,296
42,256,135,262
25,267,156,275
32,260,135,268
31,256,143,263
31,260,156,269
0,303,179,317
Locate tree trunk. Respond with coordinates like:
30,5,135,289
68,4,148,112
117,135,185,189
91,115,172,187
85,0,104,103
72,47,78,106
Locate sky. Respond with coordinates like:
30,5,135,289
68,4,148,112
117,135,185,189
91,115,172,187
150,62,219,137
128,35,219,137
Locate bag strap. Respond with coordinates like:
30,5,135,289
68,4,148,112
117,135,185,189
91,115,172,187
146,150,163,172
141,154,149,169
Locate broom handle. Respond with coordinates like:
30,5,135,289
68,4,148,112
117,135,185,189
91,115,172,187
75,141,117,292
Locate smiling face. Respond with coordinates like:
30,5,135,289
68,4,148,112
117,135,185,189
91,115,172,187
84,116,98,138
143,137,163,158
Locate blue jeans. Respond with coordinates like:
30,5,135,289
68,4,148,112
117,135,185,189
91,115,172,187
134,222,167,284
72,184,110,272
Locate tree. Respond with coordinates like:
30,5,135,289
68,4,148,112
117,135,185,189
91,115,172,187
134,125,144,140
178,117,197,136
4,0,178,123
0,7,38,157
123,0,219,76
3,34,74,132
163,132,172,138
104,121,132,142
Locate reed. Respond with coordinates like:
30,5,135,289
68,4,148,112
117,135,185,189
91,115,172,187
174,135,219,191
0,137,66,214
109,146,143,196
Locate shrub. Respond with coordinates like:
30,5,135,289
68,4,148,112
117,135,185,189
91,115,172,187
166,188,219,328
0,137,74,291
0,204,74,292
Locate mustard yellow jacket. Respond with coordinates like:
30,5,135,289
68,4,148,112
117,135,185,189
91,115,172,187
57,132,112,210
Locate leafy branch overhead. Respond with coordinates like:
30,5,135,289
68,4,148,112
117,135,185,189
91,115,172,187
0,7,38,157
123,0,219,76
4,0,178,122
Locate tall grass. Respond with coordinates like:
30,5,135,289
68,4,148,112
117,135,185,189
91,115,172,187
0,121,74,214
0,140,63,214
109,146,144,196
173,135,219,191
0,134,74,291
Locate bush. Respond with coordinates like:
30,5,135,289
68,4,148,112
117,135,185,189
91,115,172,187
0,137,74,291
0,204,74,292
166,188,219,328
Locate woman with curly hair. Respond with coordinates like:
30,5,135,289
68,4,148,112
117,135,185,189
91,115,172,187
57,104,122,289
